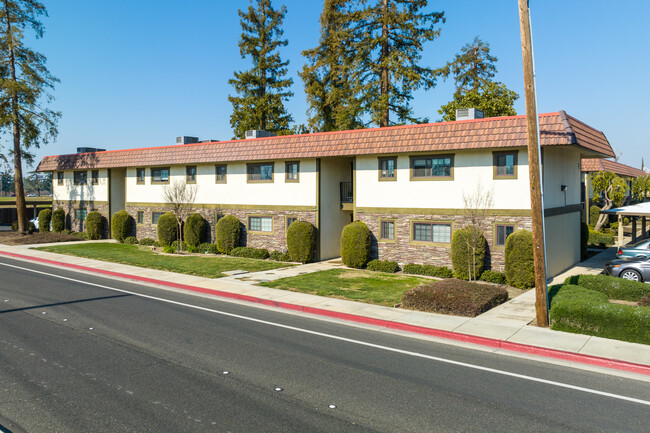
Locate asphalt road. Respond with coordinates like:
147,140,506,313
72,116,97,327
0,256,648,433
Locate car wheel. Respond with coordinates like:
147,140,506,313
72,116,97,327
620,269,642,282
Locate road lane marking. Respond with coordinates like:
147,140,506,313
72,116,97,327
2,260,649,407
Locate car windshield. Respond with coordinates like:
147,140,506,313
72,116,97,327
626,239,650,248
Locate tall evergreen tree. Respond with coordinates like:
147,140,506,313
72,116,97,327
0,0,60,234
228,0,293,138
438,36,497,98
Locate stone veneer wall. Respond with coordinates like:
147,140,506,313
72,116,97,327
127,205,317,252
53,201,109,237
356,211,532,271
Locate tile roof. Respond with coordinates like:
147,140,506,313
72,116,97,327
581,158,647,177
37,111,615,172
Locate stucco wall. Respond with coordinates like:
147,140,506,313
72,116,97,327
319,158,354,259
52,169,109,204
355,149,531,210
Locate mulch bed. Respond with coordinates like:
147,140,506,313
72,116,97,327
0,231,83,245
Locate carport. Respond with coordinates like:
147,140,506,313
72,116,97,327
601,202,650,246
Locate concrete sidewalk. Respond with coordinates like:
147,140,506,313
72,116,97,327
0,242,648,377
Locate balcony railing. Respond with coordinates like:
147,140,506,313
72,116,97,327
340,182,353,204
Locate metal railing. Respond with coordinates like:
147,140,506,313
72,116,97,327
340,182,353,203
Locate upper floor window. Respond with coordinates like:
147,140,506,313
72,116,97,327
285,161,299,182
73,171,87,185
494,151,518,179
247,162,274,182
410,155,453,180
378,157,397,180
151,167,170,184
186,165,197,184
136,168,145,184
215,164,227,183
91,170,99,185
57,172,64,185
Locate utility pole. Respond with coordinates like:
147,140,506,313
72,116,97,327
518,0,549,326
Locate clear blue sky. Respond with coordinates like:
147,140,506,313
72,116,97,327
13,0,650,171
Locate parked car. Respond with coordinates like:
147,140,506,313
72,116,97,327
30,218,39,230
26,193,36,197
604,256,650,282
615,238,650,259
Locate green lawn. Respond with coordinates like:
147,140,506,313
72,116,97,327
35,243,293,278
260,269,430,306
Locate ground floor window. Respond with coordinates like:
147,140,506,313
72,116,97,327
152,212,164,224
286,216,298,229
495,224,515,246
249,216,273,232
412,222,451,243
74,209,87,220
137,211,144,224
380,220,395,240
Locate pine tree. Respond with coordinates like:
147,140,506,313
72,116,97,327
228,0,293,139
438,36,497,98
0,0,60,234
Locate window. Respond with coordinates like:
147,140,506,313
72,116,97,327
152,212,164,224
495,224,515,247
410,155,453,179
186,165,197,183
247,162,274,182
74,209,87,220
379,157,397,180
73,171,87,185
151,167,170,184
494,151,518,179
137,211,144,224
412,222,451,243
57,172,64,185
286,216,298,229
380,220,395,240
249,216,273,232
136,168,145,184
215,164,227,183
91,170,99,185
285,161,299,182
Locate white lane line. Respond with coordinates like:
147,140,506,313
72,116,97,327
2,260,649,406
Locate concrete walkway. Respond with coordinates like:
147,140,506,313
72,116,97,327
0,242,648,377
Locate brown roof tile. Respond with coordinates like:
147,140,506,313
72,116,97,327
37,111,615,172
581,159,647,177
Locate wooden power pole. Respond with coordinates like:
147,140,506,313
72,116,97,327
518,0,549,327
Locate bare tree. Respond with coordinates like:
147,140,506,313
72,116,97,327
162,180,197,252
462,183,494,281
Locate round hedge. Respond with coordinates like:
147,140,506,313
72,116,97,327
340,221,371,269
111,210,133,242
157,212,178,246
52,208,65,232
505,229,535,289
216,215,241,254
451,225,487,280
38,209,52,233
184,213,207,247
286,220,316,263
86,211,103,240
589,205,601,228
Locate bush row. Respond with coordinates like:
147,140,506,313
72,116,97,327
564,274,649,302
366,259,399,273
402,263,453,279
588,229,614,247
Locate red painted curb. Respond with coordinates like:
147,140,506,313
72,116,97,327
2,250,649,376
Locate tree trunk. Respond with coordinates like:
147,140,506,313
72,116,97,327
380,0,389,127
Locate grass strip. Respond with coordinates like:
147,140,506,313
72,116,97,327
35,243,292,278
260,268,430,306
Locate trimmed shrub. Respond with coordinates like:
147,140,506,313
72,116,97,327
451,226,487,280
588,229,614,247
11,220,35,232
505,230,534,289
549,284,649,345
589,205,601,228
197,243,220,255
11,221,17,231
366,259,399,273
85,211,103,240
216,215,241,254
38,209,52,233
269,250,292,262
402,263,453,279
479,270,507,285
286,220,316,263
340,221,371,269
230,246,270,260
157,212,178,246
139,237,157,246
111,210,133,242
580,222,589,259
52,209,65,232
564,274,649,302
184,213,207,247
401,279,508,317
162,245,175,254
124,236,139,245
